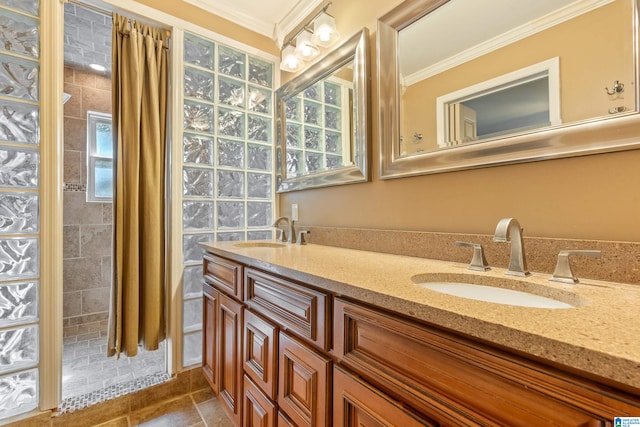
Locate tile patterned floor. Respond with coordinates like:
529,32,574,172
62,333,166,399
7,369,234,426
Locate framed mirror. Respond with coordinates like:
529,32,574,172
378,0,640,179
275,28,370,192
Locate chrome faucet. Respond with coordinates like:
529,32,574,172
273,216,296,244
493,217,530,276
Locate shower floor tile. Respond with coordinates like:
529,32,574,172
62,335,166,399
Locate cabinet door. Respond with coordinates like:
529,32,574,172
244,309,278,400
218,292,244,426
278,332,331,427
244,375,277,427
203,283,219,393
333,365,436,427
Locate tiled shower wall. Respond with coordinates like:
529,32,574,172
62,67,112,340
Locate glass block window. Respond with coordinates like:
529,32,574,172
86,111,113,201
181,33,275,368
0,0,40,420
284,77,352,176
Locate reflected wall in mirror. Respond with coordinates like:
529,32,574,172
378,0,640,178
276,28,370,192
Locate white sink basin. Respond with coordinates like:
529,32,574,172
418,282,575,309
233,242,286,248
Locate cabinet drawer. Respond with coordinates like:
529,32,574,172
278,332,332,427
333,365,435,427
245,268,330,351
244,309,278,400
203,254,243,300
334,298,640,426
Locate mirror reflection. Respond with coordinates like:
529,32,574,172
397,0,636,157
283,66,353,176
276,28,370,192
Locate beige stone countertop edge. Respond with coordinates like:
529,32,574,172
200,241,640,391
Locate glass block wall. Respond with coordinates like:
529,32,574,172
181,33,274,367
0,0,41,420
285,77,351,175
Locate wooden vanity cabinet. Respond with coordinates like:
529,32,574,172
204,251,640,427
243,267,333,427
334,297,640,426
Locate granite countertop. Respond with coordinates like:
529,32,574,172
200,240,640,391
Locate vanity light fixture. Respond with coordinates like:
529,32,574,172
311,12,340,47
280,44,305,72
279,2,340,72
295,30,320,60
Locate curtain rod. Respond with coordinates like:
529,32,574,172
66,0,112,19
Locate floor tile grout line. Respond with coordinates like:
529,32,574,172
191,393,208,427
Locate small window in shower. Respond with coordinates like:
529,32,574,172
87,111,113,202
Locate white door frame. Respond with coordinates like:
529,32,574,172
436,57,561,147
40,0,65,410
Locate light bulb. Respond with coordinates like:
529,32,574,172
295,30,319,61
280,44,304,72
311,12,340,47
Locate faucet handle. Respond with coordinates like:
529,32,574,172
275,228,287,242
549,250,601,284
296,230,310,245
455,241,490,271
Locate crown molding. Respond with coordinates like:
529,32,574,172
184,0,277,38
275,0,325,47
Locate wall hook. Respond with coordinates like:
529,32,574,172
605,80,624,96
609,106,627,114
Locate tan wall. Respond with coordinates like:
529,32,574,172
402,0,634,153
133,0,279,56
279,0,640,242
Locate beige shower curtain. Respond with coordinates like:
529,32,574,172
107,13,170,358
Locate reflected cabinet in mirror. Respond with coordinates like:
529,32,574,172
276,28,370,192
378,0,640,179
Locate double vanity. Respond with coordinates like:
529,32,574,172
200,238,640,426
